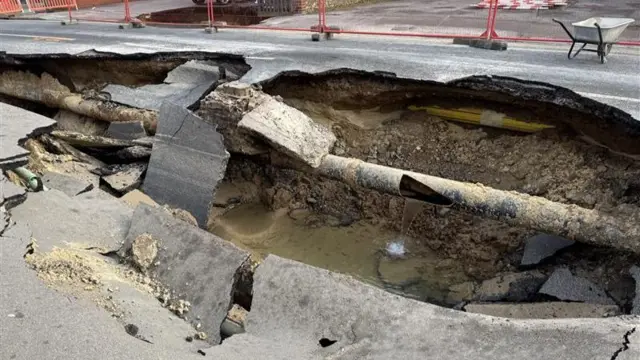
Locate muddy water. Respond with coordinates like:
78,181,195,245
210,202,469,306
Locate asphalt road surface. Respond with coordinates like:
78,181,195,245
0,19,638,119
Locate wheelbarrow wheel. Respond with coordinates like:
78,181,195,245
605,43,613,55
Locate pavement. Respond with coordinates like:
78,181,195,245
0,20,638,120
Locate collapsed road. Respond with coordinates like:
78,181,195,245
1,27,640,360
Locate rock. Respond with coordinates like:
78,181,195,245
131,233,158,271
142,103,229,228
474,271,547,302
464,302,620,319
539,268,615,305
42,171,94,197
9,189,133,252
112,146,152,161
99,162,147,194
106,121,147,140
120,203,250,344
630,265,640,315
121,189,159,208
54,110,109,136
103,61,221,111
0,102,56,169
520,233,575,267
238,97,336,168
51,130,136,148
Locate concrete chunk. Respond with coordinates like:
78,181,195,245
121,203,250,344
474,271,547,302
142,102,229,228
631,265,640,315
10,189,133,252
464,302,620,319
238,97,336,168
539,268,615,305
42,171,94,197
521,233,575,266
106,121,147,140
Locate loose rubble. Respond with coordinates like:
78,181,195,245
520,233,575,267
539,268,616,305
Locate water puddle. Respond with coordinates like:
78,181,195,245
210,202,469,306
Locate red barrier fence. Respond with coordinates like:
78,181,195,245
26,0,77,12
0,0,22,15
26,0,639,47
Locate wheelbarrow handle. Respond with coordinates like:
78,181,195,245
552,18,575,41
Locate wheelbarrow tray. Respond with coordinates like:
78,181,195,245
572,17,635,44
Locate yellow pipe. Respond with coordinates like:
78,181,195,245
408,105,554,133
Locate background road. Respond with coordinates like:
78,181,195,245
0,19,638,119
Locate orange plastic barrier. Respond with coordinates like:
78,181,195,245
0,0,22,15
26,0,77,12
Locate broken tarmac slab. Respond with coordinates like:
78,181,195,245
120,203,250,344
520,233,575,267
245,255,639,359
10,189,133,252
0,102,56,170
238,96,337,168
97,162,147,194
463,302,620,319
41,171,94,197
142,102,229,228
106,121,148,140
103,61,222,112
539,268,616,305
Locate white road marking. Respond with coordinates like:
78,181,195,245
245,56,276,60
577,92,640,103
0,33,74,41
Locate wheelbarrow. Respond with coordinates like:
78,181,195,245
552,17,635,64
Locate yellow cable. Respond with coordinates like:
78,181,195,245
408,105,554,133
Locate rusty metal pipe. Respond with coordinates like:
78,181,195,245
273,153,640,253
